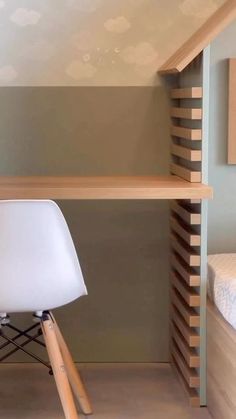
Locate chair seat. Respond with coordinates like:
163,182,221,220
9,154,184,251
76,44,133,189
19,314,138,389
0,200,87,313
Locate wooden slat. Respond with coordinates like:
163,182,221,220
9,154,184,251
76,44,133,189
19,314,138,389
171,126,202,140
0,176,213,200
171,356,200,406
172,342,200,387
190,199,201,204
171,270,200,307
171,144,202,162
228,58,236,164
171,107,202,120
159,0,236,73
172,289,200,327
170,87,202,99
171,253,200,287
172,323,200,367
171,163,201,183
171,201,201,225
172,307,200,347
170,215,201,246
171,233,200,267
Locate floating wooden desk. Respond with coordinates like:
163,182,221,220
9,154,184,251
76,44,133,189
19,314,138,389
0,176,212,200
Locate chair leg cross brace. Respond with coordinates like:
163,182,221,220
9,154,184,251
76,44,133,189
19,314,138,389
0,323,51,370
0,313,92,419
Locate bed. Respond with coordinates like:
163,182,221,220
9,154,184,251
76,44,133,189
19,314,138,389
207,254,236,419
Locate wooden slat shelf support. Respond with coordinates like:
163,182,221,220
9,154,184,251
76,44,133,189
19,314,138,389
171,201,201,225
170,87,203,99
0,176,213,200
171,233,201,267
172,289,200,327
169,73,203,404
171,253,200,287
171,270,200,307
170,215,201,246
171,126,202,141
171,357,200,407
171,144,202,162
172,307,200,347
160,0,233,409
190,199,201,204
171,107,202,120
172,324,200,367
171,163,201,183
172,343,200,387
169,74,203,405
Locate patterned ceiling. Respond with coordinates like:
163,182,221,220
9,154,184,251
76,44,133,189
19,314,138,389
0,0,225,85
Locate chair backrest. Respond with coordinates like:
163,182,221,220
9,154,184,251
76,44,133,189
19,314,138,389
0,200,87,313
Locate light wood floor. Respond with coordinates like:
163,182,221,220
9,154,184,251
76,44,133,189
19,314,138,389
0,363,212,419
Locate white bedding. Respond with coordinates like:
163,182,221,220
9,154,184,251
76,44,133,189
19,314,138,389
208,253,236,329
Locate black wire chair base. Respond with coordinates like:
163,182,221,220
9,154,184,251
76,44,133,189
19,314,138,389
0,320,53,375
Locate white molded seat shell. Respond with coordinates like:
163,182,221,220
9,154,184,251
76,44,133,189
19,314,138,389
0,200,87,313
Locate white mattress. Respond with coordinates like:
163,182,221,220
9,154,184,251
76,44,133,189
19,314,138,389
208,254,236,329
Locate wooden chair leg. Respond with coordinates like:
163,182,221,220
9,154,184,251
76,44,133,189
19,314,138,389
41,316,80,419
50,312,93,415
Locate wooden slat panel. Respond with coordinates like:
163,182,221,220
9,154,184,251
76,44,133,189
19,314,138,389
159,1,236,73
172,342,200,387
171,107,202,120
171,144,202,162
172,307,200,347
0,176,213,200
170,215,201,246
171,356,200,406
172,323,200,367
171,201,201,225
171,233,200,266
171,126,202,140
171,253,200,287
172,289,200,327
170,87,202,99
228,58,236,164
171,163,201,183
171,270,200,307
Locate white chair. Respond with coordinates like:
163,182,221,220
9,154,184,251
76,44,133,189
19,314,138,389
0,200,92,419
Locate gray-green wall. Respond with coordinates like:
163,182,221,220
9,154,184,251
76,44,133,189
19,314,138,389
208,21,236,253
0,86,171,362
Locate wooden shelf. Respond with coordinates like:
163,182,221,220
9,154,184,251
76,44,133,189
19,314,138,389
0,176,212,200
